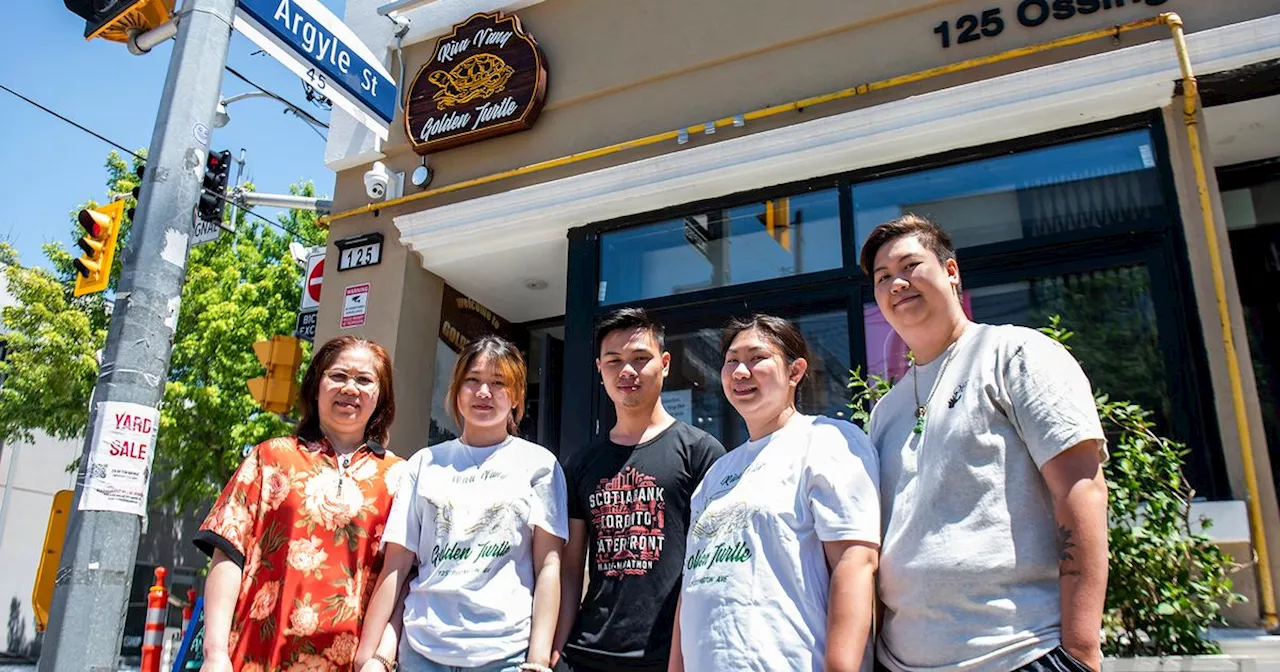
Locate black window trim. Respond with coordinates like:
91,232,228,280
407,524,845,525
559,110,1229,497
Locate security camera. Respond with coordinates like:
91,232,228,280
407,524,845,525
364,161,391,200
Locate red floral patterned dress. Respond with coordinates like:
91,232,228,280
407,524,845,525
195,436,407,672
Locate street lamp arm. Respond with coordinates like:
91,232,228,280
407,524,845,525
215,92,329,131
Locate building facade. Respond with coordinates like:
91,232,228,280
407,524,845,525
316,0,1280,625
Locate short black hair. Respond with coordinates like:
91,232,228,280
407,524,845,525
859,213,957,277
594,307,665,356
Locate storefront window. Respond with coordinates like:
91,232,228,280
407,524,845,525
661,310,851,449
852,130,1165,255
863,264,1172,436
599,189,842,304
429,338,461,445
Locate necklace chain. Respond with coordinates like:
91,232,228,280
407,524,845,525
334,450,355,494
910,347,959,435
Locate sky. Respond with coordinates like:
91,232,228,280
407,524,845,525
0,1,347,269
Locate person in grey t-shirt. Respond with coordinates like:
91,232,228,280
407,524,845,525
860,214,1108,672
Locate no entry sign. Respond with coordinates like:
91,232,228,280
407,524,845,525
301,251,324,311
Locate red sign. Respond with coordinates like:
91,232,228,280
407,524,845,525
299,250,325,313
342,283,370,329
307,258,325,304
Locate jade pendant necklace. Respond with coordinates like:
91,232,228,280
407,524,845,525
909,347,959,435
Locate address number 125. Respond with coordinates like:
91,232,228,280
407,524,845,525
934,8,1005,48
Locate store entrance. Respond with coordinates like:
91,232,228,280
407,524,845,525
588,292,855,452
1221,161,1280,495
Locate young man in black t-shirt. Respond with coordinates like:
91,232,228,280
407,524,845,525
553,308,725,672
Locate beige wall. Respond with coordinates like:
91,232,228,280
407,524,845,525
329,0,1277,227
1163,102,1279,626
313,178,446,455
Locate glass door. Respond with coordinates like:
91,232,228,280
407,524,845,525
589,296,854,451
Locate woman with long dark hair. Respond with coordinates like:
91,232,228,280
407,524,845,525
196,336,405,672
357,335,567,672
671,315,880,672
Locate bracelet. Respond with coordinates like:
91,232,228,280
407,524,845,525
371,654,398,672
517,664,553,672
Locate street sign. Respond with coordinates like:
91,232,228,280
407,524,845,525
342,283,369,328
192,217,223,246
301,251,325,311
232,0,397,140
335,232,384,271
295,309,318,342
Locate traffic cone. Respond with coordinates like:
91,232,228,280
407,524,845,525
182,588,196,634
141,567,168,672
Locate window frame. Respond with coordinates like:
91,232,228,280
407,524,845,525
560,111,1228,498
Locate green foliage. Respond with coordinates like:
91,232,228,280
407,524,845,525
0,150,327,514
1039,317,1242,656
846,365,893,429
848,315,1242,657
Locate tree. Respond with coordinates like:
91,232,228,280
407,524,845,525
0,150,327,513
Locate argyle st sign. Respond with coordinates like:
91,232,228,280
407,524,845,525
405,12,548,155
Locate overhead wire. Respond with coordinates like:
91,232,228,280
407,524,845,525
223,65,330,130
0,83,146,163
0,80,318,243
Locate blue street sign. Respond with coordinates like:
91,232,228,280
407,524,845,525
234,0,397,139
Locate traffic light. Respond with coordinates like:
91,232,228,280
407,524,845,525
73,199,126,297
248,335,304,414
759,197,791,251
129,164,144,220
63,0,175,42
198,149,232,224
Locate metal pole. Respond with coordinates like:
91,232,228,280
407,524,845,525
38,0,236,668
239,191,332,214
228,148,246,229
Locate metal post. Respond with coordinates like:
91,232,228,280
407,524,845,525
228,148,246,229
37,0,236,669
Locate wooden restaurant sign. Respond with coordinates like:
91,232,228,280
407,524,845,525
405,12,548,155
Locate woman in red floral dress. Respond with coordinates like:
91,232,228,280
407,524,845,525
195,336,407,672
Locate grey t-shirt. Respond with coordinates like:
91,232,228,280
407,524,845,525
870,323,1105,672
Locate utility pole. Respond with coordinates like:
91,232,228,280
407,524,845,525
38,0,236,668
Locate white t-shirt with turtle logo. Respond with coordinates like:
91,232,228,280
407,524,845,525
679,414,880,672
382,436,569,666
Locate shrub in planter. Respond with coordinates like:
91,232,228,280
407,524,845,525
848,316,1242,657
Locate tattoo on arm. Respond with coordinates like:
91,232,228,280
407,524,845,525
1057,524,1081,577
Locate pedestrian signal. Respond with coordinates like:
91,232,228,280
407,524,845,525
199,150,232,224
32,490,73,632
248,335,304,414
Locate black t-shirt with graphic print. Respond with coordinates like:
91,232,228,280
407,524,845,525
563,421,725,670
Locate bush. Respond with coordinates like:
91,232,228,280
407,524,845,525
848,316,1243,657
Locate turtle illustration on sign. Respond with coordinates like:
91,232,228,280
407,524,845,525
405,11,547,155
428,53,515,110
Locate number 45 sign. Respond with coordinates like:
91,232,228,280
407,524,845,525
335,232,384,272
232,0,397,140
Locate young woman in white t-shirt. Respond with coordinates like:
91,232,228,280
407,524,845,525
671,314,880,672
357,336,568,672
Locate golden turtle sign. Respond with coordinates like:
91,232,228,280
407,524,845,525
406,12,547,155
